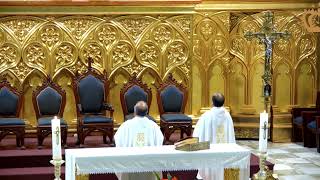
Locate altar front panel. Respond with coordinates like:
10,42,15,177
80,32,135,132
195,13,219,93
0,1,318,141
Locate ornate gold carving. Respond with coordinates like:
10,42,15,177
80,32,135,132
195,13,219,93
287,21,304,39
152,24,173,47
235,127,259,138
3,19,41,44
224,168,240,180
39,24,60,48
11,61,32,81
0,29,5,44
231,38,245,59
68,60,87,75
23,42,47,70
123,61,144,75
301,9,320,32
137,41,160,72
216,13,230,31
111,41,134,69
95,23,118,46
54,42,77,70
178,61,191,77
117,17,155,41
211,36,227,56
170,15,192,39
81,41,103,69
0,43,19,69
167,41,188,68
61,18,98,41
200,20,216,41
298,35,316,60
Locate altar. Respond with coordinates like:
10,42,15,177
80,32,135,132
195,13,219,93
65,143,250,180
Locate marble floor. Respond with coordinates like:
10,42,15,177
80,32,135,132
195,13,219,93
237,140,320,180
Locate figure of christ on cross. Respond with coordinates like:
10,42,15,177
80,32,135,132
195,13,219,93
245,11,290,109
54,126,60,145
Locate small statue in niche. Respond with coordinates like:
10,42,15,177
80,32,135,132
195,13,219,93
264,83,272,97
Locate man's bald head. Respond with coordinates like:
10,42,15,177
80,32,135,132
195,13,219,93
212,93,225,107
134,101,148,117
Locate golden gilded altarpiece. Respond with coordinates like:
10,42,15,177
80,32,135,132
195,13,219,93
0,0,318,142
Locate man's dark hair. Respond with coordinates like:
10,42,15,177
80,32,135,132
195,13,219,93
212,93,225,107
134,101,148,117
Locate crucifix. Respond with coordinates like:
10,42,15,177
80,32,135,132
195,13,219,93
54,127,60,145
246,11,291,180
263,121,267,140
245,11,290,111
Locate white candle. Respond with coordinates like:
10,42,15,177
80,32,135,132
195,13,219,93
51,116,62,160
258,110,268,152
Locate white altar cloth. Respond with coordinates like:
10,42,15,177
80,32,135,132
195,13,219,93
65,143,250,180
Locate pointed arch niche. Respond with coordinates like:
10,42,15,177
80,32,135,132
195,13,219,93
229,59,246,114
53,69,77,126
296,62,315,106
209,63,225,102
251,59,264,113
274,62,291,112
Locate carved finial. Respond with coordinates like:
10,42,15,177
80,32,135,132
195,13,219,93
168,73,174,81
131,72,138,79
46,76,52,83
87,57,93,70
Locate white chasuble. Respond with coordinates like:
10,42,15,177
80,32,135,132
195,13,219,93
193,107,248,180
114,116,164,180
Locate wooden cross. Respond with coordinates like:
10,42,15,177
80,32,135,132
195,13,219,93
245,11,290,110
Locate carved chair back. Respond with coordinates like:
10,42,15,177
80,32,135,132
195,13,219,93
157,74,188,115
120,75,152,116
32,78,66,120
0,79,22,118
72,58,109,117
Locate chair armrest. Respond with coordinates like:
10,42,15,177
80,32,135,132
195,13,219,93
77,104,82,113
291,107,317,118
102,102,114,112
302,111,320,126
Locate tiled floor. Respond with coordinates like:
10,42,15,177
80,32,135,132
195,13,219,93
237,140,320,180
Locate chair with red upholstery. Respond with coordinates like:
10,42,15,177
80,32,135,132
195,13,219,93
0,79,25,149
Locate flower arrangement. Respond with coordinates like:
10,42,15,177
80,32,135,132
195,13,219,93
154,172,178,180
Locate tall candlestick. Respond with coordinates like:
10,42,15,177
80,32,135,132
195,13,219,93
259,111,268,152
51,116,62,160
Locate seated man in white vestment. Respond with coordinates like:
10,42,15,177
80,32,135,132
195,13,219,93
114,101,164,180
193,93,239,180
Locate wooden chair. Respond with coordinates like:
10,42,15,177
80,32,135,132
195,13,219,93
302,111,320,148
315,116,320,153
156,74,192,143
120,75,155,121
291,91,320,142
0,79,25,149
72,57,114,147
32,77,68,148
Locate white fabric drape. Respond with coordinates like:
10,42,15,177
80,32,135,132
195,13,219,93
65,144,250,180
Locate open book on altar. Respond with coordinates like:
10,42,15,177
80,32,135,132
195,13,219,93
174,137,209,151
